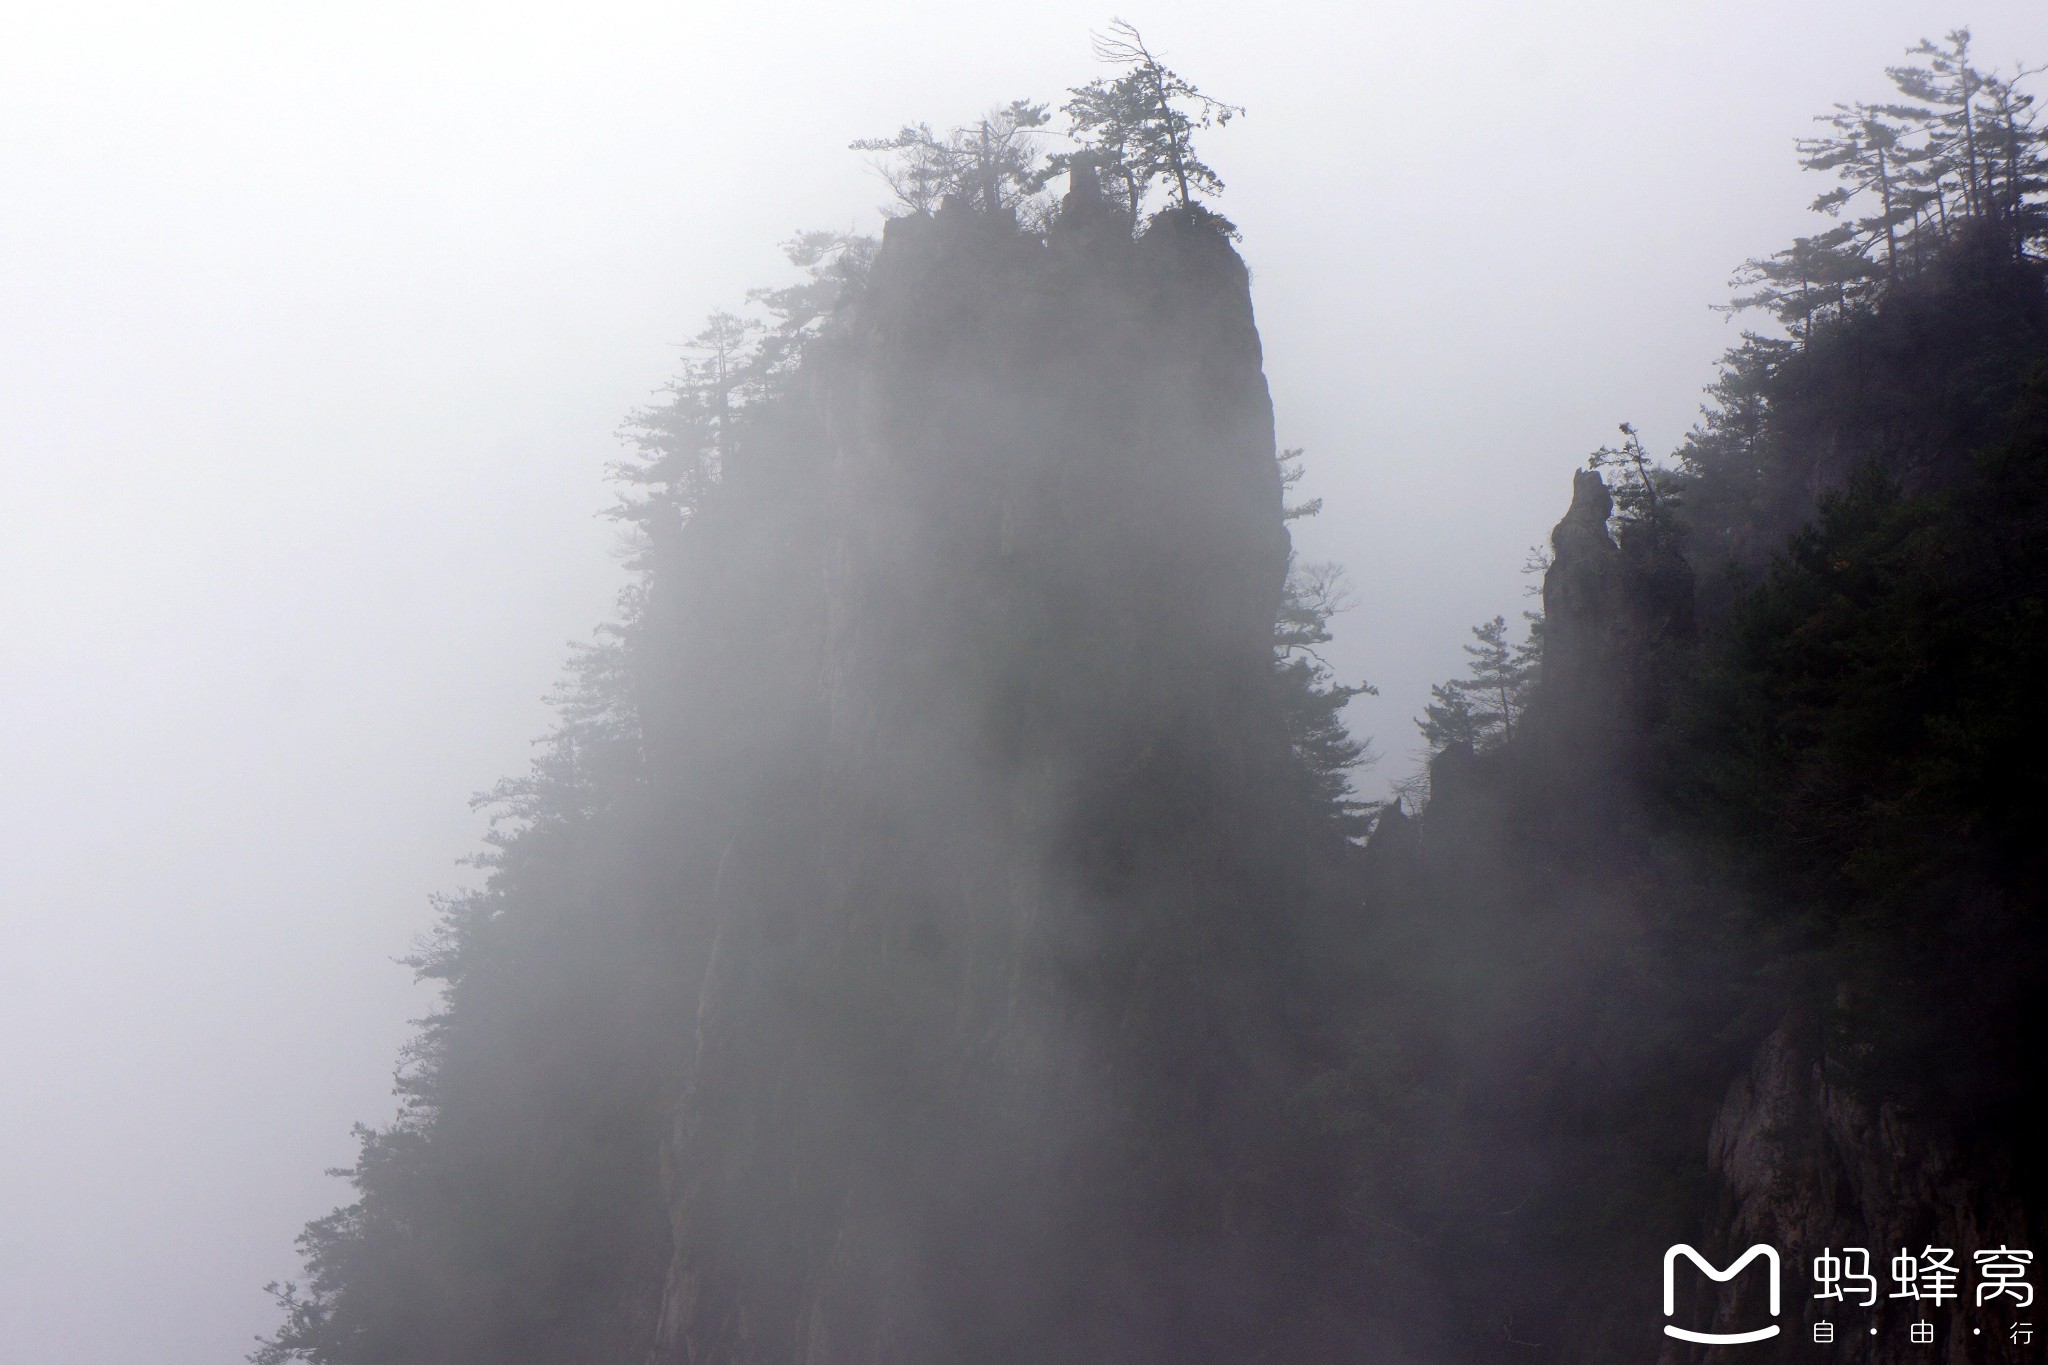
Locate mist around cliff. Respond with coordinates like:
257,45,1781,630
225,25,2048,1365
5,9,2046,1365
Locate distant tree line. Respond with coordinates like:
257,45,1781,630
1411,29,2045,777
1730,29,2045,340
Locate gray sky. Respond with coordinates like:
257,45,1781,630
2,3,2041,1361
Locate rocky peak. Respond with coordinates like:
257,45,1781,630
1532,468,1694,758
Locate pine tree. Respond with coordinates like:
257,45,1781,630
1979,69,2048,259
1418,680,1482,753
1588,421,1674,523
1890,31,1993,220
1273,449,1375,831
1800,103,1921,280
1727,33,2045,337
850,101,1052,216
1051,21,1242,224
1725,225,1877,342
1417,615,1538,753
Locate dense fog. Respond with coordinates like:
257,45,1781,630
3,4,2045,1363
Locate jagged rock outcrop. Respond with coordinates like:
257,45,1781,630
1662,1015,2030,1365
1511,466,2031,1365
1360,797,1420,876
1384,463,2039,1365
1532,468,1693,756
1539,468,1624,702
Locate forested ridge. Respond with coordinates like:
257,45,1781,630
262,28,2047,1365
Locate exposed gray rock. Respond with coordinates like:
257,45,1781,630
1662,1016,2030,1365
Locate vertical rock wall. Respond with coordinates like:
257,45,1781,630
647,184,1301,1365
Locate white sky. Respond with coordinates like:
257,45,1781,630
2,3,2041,1361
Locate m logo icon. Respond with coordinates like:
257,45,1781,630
1663,1244,1782,1344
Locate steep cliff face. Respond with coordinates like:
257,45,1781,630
1534,468,1694,761
1658,1015,2032,1365
1537,468,1624,712
646,185,1332,1365
1678,230,2048,575
1421,326,2048,1362
256,161,1369,1365
1653,365,2048,1364
1359,431,2043,1363
1329,473,1735,1365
